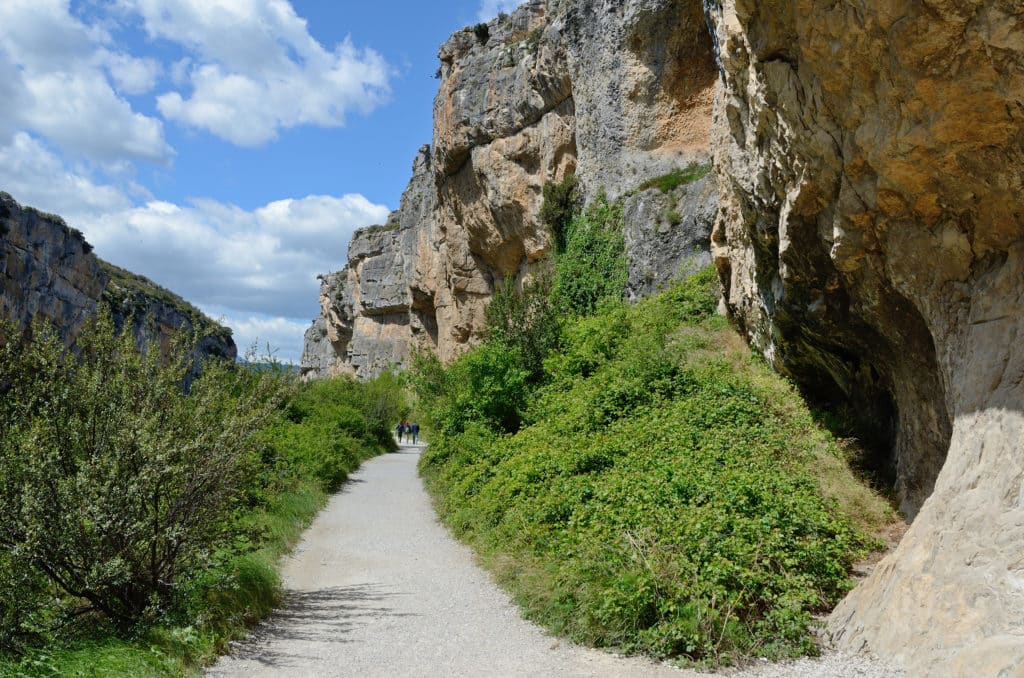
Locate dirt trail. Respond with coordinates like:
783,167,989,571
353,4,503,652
206,444,901,678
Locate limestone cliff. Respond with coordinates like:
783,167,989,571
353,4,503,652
302,0,718,377
704,0,1024,673
0,192,236,366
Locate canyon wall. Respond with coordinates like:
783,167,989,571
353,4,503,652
0,192,236,366
704,0,1024,672
302,0,718,379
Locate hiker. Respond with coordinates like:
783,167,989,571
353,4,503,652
402,420,411,443
411,421,420,444
396,421,404,442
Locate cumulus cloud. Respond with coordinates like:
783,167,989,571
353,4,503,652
0,133,133,219
0,131,389,362
0,0,173,163
79,193,390,320
124,0,391,146
478,0,522,21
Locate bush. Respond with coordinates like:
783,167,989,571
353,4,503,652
539,174,579,253
472,23,490,44
553,191,629,316
637,164,711,194
411,343,530,437
485,274,561,382
419,268,893,665
0,313,285,632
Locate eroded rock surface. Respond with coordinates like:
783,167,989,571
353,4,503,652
303,0,718,374
705,0,1024,672
0,192,104,343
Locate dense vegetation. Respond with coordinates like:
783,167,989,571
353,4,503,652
0,314,405,676
413,188,894,666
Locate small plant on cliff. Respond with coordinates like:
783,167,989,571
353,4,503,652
539,174,580,253
553,190,629,316
472,23,490,44
637,163,711,194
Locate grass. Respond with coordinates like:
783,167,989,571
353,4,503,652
636,164,712,194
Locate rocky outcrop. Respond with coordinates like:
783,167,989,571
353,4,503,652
303,0,719,374
705,0,1024,672
301,146,439,380
0,192,236,366
0,192,105,344
622,174,716,301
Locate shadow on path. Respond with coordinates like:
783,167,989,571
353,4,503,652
222,583,415,670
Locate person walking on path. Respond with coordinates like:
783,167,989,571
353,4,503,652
396,421,404,443
411,421,420,444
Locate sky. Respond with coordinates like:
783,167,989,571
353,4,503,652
0,0,523,362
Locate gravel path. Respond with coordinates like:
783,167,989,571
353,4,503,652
206,444,903,678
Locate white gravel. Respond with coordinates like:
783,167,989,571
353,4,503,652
206,444,904,678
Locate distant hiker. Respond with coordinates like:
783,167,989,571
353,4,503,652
411,421,420,444
402,420,411,443
396,422,404,442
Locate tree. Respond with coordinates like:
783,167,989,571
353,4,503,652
0,313,284,630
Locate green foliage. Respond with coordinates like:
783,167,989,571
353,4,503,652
539,174,579,253
0,312,282,632
418,267,893,666
98,260,232,343
553,192,629,316
472,23,490,44
636,163,711,194
485,274,560,382
411,343,530,437
0,313,407,674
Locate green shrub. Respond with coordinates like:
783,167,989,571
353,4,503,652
419,268,892,666
637,164,711,194
412,343,530,437
0,314,407,673
553,191,629,316
472,23,490,44
485,274,561,382
539,174,579,253
0,313,284,632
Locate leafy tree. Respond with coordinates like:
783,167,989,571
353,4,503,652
539,174,580,253
0,313,284,631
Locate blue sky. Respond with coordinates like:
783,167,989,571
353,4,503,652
0,0,521,362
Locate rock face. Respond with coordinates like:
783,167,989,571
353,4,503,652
0,192,236,366
704,0,1024,672
0,192,105,344
622,175,716,302
303,0,718,377
301,147,439,380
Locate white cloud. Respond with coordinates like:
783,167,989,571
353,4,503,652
79,193,390,321
0,0,173,164
125,0,391,146
0,133,132,219
477,0,521,21
99,49,162,95
207,313,311,363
